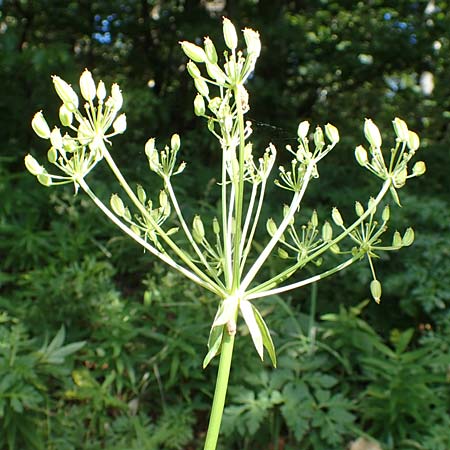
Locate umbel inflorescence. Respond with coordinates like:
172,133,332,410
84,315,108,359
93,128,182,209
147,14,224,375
25,18,425,450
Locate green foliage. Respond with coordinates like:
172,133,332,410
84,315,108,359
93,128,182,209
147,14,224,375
0,316,84,450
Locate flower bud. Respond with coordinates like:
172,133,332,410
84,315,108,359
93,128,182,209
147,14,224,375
32,111,51,139
206,62,228,85
324,123,339,144
204,37,218,64
393,167,407,188
402,227,415,246
180,41,207,63
364,118,382,148
243,28,261,58
110,193,125,216
192,215,205,243
113,113,127,134
47,147,58,164
159,190,168,210
111,83,123,110
382,204,390,222
412,161,426,176
322,221,333,241
96,80,106,101
314,126,324,149
266,218,277,237
50,127,63,149
79,69,96,101
145,138,159,171
332,207,344,227
311,210,318,227
37,173,52,187
355,201,364,217
392,117,409,141
278,248,289,259
52,75,79,111
370,279,382,304
407,131,420,151
355,145,368,166
194,94,206,116
137,185,146,204
24,154,44,175
222,18,238,51
171,134,180,152
187,61,202,79
392,231,402,248
297,120,310,140
194,78,209,97
330,243,340,254
59,104,73,127
213,217,220,235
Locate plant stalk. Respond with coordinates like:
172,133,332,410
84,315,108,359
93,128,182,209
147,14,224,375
203,329,236,450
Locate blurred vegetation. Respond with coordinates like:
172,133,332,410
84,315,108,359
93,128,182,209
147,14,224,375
0,0,449,449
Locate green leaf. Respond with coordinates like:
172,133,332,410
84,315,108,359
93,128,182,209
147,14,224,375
252,304,277,367
203,325,224,369
240,299,263,360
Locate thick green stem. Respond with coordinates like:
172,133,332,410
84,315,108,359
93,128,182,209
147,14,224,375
203,330,236,450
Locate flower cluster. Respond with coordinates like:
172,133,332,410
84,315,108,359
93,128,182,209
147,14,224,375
25,69,126,190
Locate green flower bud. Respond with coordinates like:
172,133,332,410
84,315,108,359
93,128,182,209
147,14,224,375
204,37,218,64
266,218,277,237
37,172,52,187
77,118,93,145
392,117,409,141
243,28,261,58
364,118,382,148
159,190,168,210
113,113,127,134
79,69,96,101
311,210,318,227
96,80,106,101
187,61,202,79
407,130,420,151
145,138,159,172
213,217,220,235
194,78,209,97
32,111,51,139
402,227,414,246
130,224,141,237
222,18,238,51
171,134,180,152
180,41,207,63
330,243,340,254
24,154,44,176
194,94,206,116
137,185,146,204
355,145,368,166
322,221,333,241
206,62,228,85
297,120,310,140
192,215,205,243
332,207,344,227
110,193,125,217
314,126,324,149
393,167,407,188
355,201,364,217
47,147,58,164
392,231,402,248
111,83,123,110
370,279,382,304
382,204,390,222
50,127,63,149
412,161,426,176
59,104,73,127
324,123,340,144
278,248,289,259
52,75,79,111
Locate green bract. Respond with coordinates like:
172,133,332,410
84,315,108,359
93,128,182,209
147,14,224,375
25,18,426,450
